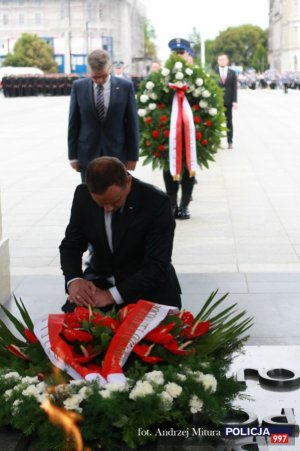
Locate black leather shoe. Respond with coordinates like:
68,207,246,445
178,205,191,220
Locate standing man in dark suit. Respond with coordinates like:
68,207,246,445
217,54,238,149
68,50,139,181
60,157,182,312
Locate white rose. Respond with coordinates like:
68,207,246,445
140,94,149,103
161,68,170,77
174,61,183,70
185,68,193,76
193,88,202,97
148,103,157,111
138,109,146,117
165,382,182,399
202,90,211,98
209,108,217,116
176,373,187,382
21,376,39,385
175,72,184,80
150,92,158,100
189,84,195,92
78,386,93,398
195,78,203,86
69,380,86,387
199,100,208,108
144,371,164,385
160,391,173,411
189,395,204,414
146,81,155,90
3,372,21,381
199,374,217,393
12,399,22,415
99,389,111,399
163,87,169,93
129,380,154,400
176,81,184,88
4,389,14,400
105,382,128,392
63,394,83,412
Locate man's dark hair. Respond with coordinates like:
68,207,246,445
88,49,110,71
86,157,128,194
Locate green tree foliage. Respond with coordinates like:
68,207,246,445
251,43,268,72
144,19,157,58
205,25,268,70
3,33,57,73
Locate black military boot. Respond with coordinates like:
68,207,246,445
178,193,191,220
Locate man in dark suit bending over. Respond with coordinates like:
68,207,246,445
68,50,139,181
60,157,182,312
217,54,238,149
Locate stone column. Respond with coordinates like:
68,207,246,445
0,190,10,305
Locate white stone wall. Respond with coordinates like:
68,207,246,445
269,0,300,71
0,192,10,305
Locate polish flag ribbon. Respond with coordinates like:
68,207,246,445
168,83,197,180
34,300,178,387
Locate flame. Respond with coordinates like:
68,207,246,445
41,399,86,451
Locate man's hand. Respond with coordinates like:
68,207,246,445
70,161,80,172
93,287,115,308
67,279,97,306
233,102,238,110
125,161,137,171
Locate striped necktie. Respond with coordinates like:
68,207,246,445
96,84,105,121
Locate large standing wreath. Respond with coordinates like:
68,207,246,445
137,54,226,175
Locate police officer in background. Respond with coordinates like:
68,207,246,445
162,38,196,220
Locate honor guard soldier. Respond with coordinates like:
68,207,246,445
162,38,196,220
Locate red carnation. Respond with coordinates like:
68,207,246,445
160,115,168,122
193,104,200,111
205,120,212,127
202,139,208,145
157,103,165,110
158,144,165,151
194,116,201,124
144,116,152,124
163,130,170,138
152,130,159,138
154,152,161,158
196,131,202,140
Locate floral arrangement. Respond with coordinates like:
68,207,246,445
137,54,226,175
0,293,252,450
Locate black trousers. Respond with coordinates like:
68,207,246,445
224,104,233,144
163,168,195,197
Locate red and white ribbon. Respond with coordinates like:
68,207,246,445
34,300,178,386
169,83,197,180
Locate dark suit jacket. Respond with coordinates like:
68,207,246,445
217,68,237,107
59,178,182,308
68,76,139,169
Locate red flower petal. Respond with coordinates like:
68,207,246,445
24,328,38,344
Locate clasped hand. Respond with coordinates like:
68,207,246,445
67,279,115,308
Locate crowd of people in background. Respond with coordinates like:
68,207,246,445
237,69,300,91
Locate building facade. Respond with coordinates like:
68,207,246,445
0,0,146,75
269,0,300,72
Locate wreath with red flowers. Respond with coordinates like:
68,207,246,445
137,54,226,172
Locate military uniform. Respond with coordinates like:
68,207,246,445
162,38,195,220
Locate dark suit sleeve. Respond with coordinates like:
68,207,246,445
59,186,88,286
232,71,238,103
68,81,80,160
124,82,139,161
116,196,175,301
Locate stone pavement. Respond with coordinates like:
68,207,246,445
1,89,300,345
